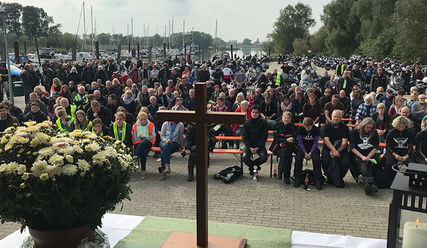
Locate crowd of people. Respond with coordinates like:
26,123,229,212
0,55,426,195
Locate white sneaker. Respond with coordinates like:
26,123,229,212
156,158,161,162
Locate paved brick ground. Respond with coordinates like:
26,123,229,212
0,153,393,240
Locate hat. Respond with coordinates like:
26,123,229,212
386,89,393,94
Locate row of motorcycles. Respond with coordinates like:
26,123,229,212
312,56,427,95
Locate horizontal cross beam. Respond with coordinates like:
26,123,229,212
156,110,246,125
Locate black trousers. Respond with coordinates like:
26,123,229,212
295,148,322,181
243,146,268,171
352,156,375,184
188,151,210,173
322,148,350,179
276,146,294,178
377,152,406,188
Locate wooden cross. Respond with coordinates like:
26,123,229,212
156,82,246,247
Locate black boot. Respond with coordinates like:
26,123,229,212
187,166,194,182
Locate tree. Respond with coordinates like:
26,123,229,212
96,33,112,45
22,6,53,63
293,38,309,56
309,26,328,55
270,3,315,54
47,24,62,48
261,39,275,55
62,33,82,51
213,37,226,49
392,0,427,61
242,38,252,46
1,2,23,35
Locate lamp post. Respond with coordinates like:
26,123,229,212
0,7,14,105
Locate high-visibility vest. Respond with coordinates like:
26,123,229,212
336,64,344,76
132,121,155,145
56,118,70,133
92,129,104,137
79,121,92,132
68,105,77,120
113,122,127,142
275,73,281,86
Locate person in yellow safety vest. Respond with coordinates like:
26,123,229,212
132,111,156,179
92,118,108,137
109,111,132,148
54,106,73,133
73,85,89,111
59,97,77,121
335,60,345,77
271,69,281,88
73,110,93,132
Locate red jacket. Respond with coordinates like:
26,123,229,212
232,107,251,135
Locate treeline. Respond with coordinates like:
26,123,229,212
0,2,230,54
268,0,427,61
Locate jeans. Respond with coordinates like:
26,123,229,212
242,146,268,171
159,141,180,169
234,127,244,148
134,139,153,171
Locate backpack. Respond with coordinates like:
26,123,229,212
298,169,325,186
214,166,243,184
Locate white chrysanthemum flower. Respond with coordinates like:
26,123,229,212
65,155,74,163
24,121,37,127
7,162,19,173
3,126,15,134
17,164,27,175
9,135,19,144
30,138,41,147
93,152,107,165
118,157,128,169
49,154,64,165
37,121,51,128
38,147,55,157
0,164,7,173
69,130,83,138
46,165,62,176
31,160,48,176
18,137,29,144
73,145,83,154
21,172,30,180
27,125,39,132
62,164,78,176
85,142,100,152
1,135,9,144
62,146,75,155
104,146,118,158
82,132,97,139
81,138,91,144
34,132,50,143
4,143,13,151
39,173,49,180
77,159,90,171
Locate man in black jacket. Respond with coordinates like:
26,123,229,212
370,67,388,92
20,64,39,103
0,103,19,132
81,63,95,86
87,100,112,126
242,105,268,179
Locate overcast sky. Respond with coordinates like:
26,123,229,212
4,0,333,42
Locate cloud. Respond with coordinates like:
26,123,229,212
167,0,192,16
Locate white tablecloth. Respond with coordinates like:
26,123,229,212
0,214,386,248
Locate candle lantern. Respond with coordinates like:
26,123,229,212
387,163,427,248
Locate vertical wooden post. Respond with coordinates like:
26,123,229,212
117,45,121,61
34,36,41,66
128,42,130,53
194,83,208,247
163,43,166,59
137,42,140,59
13,41,19,64
72,46,77,61
230,45,233,60
95,41,99,59
148,44,152,62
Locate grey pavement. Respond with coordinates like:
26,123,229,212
0,152,394,240
0,65,397,242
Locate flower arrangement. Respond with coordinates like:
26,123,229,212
0,121,136,232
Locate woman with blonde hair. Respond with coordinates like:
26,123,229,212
74,110,92,132
388,95,405,117
132,111,156,179
54,106,73,133
350,117,379,195
232,92,245,111
109,111,132,148
379,116,413,188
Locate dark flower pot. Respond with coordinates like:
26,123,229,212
28,225,95,248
